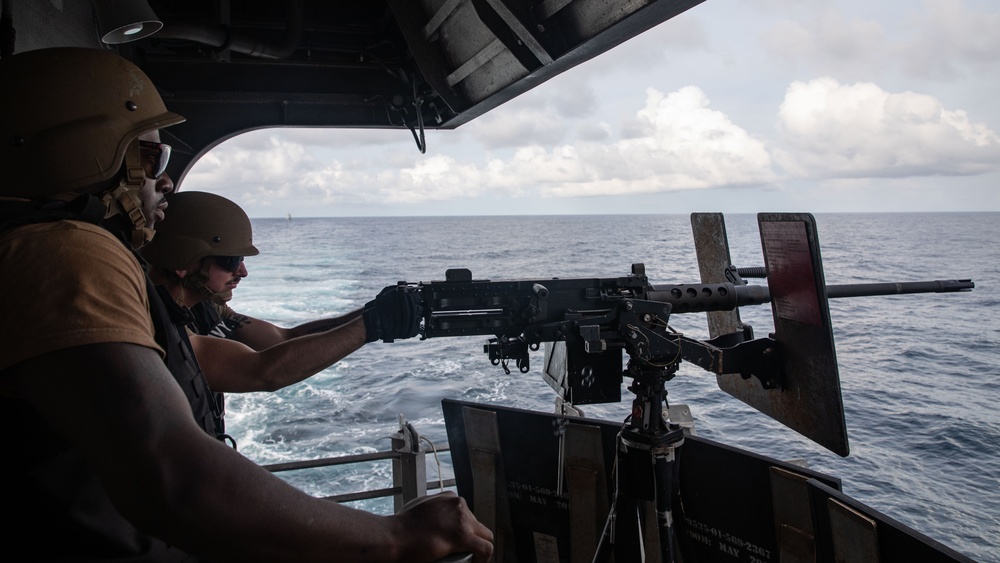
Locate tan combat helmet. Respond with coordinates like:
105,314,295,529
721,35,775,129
141,191,259,303
0,47,184,245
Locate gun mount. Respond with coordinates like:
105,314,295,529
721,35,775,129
385,213,973,457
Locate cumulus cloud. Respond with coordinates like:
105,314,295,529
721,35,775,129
527,87,776,196
776,77,1000,177
185,135,326,209
193,135,312,181
456,87,768,198
187,86,780,210
187,77,999,216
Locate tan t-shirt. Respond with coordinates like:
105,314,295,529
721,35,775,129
0,220,164,372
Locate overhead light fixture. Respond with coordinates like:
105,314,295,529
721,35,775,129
94,0,163,44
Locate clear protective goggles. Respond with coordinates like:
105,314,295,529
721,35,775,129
139,140,172,179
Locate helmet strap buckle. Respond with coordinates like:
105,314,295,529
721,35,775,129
101,142,155,249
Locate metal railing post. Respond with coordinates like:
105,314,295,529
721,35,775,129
392,415,427,512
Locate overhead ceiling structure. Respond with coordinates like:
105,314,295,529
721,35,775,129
5,0,707,180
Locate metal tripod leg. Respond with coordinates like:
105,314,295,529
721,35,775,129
592,424,685,563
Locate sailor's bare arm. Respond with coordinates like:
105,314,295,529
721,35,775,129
1,343,493,563
223,308,365,351
190,316,368,393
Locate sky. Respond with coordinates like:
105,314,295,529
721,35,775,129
181,0,1000,218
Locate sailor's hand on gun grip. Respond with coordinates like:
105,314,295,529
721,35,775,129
363,285,422,343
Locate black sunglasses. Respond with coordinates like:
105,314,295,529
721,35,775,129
213,255,245,273
139,140,172,179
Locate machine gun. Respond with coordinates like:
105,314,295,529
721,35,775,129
384,213,974,458
388,212,973,562
412,259,970,388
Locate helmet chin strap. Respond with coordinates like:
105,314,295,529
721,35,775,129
213,289,234,304
180,258,236,306
101,142,155,249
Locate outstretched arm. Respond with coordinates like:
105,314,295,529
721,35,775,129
2,342,493,563
221,308,364,351
190,316,367,393
195,287,421,392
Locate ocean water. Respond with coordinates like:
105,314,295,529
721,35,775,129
225,213,998,562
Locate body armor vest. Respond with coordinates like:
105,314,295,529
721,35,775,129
148,281,225,439
188,301,238,441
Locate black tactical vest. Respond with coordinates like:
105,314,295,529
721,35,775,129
148,281,225,439
188,301,238,441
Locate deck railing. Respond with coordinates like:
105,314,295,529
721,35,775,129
262,417,454,512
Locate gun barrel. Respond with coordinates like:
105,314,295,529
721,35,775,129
646,279,973,313
826,279,974,298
